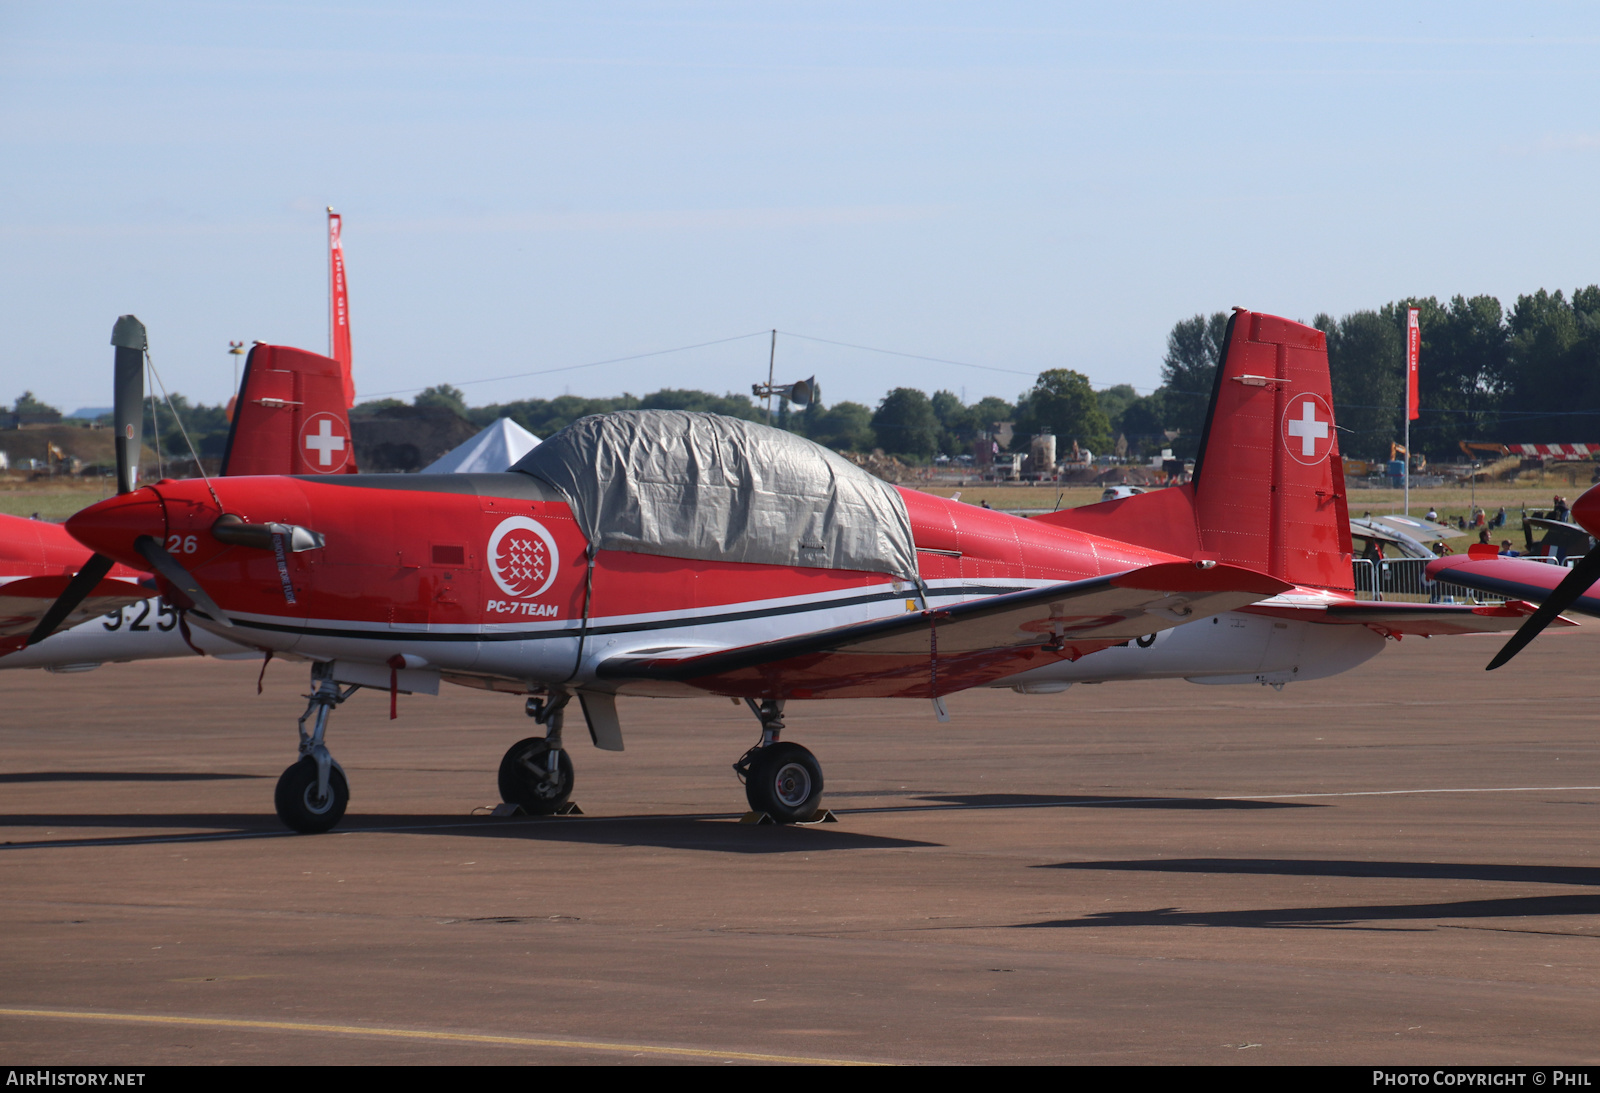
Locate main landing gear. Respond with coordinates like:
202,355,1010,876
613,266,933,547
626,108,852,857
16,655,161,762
497,692,576,814
275,662,357,834
733,699,825,824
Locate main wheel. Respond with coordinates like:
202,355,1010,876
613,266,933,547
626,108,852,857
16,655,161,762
498,736,575,814
274,756,349,834
744,742,824,824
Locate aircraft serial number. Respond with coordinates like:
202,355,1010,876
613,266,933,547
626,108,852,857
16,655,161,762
103,599,178,632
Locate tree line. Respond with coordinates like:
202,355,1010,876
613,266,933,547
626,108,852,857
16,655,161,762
18,283,1595,467
1154,288,1600,462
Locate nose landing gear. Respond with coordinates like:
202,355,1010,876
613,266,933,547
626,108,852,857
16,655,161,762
733,699,825,824
275,663,356,833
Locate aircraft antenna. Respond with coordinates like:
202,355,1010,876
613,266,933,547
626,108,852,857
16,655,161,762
147,363,163,482
145,347,223,510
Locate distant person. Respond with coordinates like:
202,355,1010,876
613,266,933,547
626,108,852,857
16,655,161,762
980,499,991,509
1478,528,1491,545
1361,539,1384,563
1553,496,1570,522
1494,507,1506,528
1433,540,1453,555
1425,507,1438,522
1457,515,1467,531
1499,540,1519,557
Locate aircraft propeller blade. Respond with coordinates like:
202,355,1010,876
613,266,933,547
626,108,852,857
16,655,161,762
23,552,117,647
111,315,147,496
19,315,155,649
134,535,234,628
1485,550,1600,670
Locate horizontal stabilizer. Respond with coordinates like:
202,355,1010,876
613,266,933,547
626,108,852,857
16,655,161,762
598,561,1291,699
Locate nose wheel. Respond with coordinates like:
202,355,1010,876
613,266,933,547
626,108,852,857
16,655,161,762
274,663,357,834
275,757,349,833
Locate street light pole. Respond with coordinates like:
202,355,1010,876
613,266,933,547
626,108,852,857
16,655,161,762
228,341,245,399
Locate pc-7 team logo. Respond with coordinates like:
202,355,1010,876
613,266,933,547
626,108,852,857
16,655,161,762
1280,392,1334,466
488,516,560,603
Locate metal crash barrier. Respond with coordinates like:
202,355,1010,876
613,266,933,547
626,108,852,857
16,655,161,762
1351,556,1526,604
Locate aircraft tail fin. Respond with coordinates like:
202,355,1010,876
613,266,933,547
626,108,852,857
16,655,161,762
1035,309,1352,592
219,344,359,477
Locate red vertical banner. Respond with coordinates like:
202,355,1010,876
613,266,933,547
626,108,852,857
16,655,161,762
1406,307,1420,422
328,209,355,408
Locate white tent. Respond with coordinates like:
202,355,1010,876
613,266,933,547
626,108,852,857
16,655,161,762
421,417,540,474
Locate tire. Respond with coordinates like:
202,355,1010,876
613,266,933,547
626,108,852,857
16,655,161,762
744,742,823,824
274,756,349,834
497,736,575,814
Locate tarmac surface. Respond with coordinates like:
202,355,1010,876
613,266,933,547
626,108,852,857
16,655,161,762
2,629,1598,1066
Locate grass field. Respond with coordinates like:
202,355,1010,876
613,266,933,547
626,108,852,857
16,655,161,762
915,475,1594,524
2,469,1594,526
0,476,118,520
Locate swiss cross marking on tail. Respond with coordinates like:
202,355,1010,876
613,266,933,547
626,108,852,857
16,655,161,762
298,412,351,473
1280,394,1334,466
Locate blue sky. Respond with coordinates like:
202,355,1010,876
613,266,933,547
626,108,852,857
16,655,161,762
3,2,1598,415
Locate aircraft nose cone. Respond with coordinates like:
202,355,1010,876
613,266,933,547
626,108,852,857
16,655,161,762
65,489,166,567
1572,485,1600,538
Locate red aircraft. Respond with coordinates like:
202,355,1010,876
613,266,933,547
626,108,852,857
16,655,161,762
1426,485,1600,669
29,309,1548,833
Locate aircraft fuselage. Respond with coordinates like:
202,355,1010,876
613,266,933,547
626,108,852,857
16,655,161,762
52,472,1382,697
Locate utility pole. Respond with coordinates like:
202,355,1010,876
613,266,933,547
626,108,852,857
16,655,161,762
766,329,776,426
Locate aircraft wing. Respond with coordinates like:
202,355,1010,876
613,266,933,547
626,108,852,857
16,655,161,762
597,561,1292,699
1426,555,1600,617
0,574,151,653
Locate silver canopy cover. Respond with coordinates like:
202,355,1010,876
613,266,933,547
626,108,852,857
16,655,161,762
512,410,918,580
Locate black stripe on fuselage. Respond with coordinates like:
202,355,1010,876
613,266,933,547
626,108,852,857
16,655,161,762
210,583,1034,644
